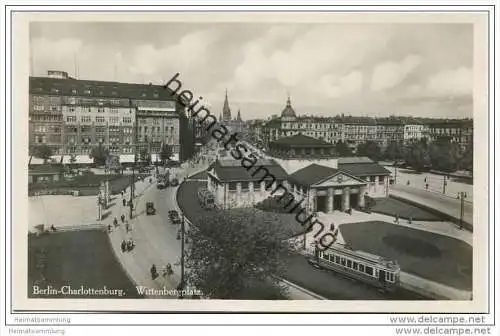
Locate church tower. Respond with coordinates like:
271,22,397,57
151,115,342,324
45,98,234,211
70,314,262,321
222,89,232,121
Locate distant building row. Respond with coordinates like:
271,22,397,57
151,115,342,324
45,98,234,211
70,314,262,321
256,96,473,151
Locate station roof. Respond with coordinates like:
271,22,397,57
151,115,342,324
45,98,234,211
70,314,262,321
28,164,65,175
338,162,391,177
288,164,339,187
270,134,334,148
210,158,288,182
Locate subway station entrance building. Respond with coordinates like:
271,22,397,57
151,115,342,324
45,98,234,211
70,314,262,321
288,164,370,213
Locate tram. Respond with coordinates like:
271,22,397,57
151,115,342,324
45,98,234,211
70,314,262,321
307,243,401,292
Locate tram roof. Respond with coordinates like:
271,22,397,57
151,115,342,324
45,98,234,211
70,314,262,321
326,243,400,270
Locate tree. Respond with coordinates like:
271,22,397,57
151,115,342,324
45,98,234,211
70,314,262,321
32,144,53,162
89,144,109,166
429,138,461,172
384,141,404,162
186,209,290,299
460,144,473,172
356,141,381,161
335,141,352,156
160,144,173,164
405,140,431,172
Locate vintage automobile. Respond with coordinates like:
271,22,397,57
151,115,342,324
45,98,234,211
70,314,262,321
168,210,181,224
146,202,156,216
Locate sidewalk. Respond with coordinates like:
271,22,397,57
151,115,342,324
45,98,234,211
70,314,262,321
390,185,473,229
104,177,180,299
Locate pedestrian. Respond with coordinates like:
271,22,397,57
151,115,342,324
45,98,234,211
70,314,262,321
113,217,118,227
121,190,124,198
107,224,112,233
127,238,135,251
122,198,126,207
408,217,413,225
426,183,429,190
121,240,126,252
150,264,157,280
125,221,130,233
121,214,125,223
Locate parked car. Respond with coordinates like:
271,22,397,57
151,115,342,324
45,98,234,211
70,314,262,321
146,202,156,216
170,178,179,186
168,210,181,224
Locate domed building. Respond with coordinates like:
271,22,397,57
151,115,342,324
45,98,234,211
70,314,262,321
281,95,297,121
261,95,344,146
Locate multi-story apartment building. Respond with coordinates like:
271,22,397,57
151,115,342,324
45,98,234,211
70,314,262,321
29,70,189,164
342,119,377,148
133,98,180,161
404,123,428,144
261,96,473,153
376,119,405,147
425,120,473,151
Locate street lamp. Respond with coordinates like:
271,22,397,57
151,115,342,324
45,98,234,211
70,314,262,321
178,212,186,299
458,191,467,230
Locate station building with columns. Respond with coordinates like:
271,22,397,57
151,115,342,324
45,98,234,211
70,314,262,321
205,133,390,212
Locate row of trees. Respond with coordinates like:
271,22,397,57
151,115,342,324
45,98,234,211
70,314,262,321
30,143,174,166
351,138,473,173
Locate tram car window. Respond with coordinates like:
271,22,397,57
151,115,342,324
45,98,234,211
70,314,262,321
311,242,400,292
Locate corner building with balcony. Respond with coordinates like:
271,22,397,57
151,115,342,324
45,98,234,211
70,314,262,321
29,71,189,164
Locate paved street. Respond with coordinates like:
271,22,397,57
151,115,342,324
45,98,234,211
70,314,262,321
387,166,474,202
390,184,473,228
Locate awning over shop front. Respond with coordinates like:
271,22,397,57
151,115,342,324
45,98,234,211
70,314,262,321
119,155,135,163
75,155,94,164
28,156,44,165
60,156,72,164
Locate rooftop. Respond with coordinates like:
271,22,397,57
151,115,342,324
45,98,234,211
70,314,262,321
29,75,181,103
270,134,334,148
28,164,65,175
337,157,374,164
288,164,339,187
338,162,391,177
211,158,288,182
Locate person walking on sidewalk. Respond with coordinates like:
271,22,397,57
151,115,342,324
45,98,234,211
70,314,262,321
113,217,118,227
125,221,130,233
150,264,158,280
121,214,125,223
121,240,126,252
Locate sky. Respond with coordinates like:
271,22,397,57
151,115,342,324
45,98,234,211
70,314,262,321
30,22,474,120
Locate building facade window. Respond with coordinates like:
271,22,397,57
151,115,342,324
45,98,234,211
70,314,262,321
66,116,77,122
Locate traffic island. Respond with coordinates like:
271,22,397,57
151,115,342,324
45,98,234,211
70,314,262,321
339,221,472,300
